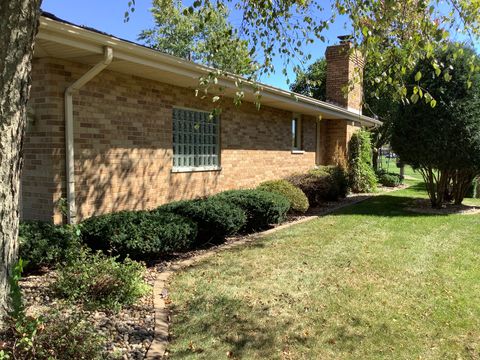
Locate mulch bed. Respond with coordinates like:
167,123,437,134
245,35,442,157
1,269,156,360
406,198,480,215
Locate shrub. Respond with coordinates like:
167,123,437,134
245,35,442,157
3,260,108,360
376,170,403,187
288,166,348,206
156,197,246,245
213,189,290,232
258,179,309,213
18,221,80,272
54,249,149,311
348,130,377,193
80,210,197,259
5,309,108,360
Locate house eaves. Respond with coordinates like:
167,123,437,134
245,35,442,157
35,13,382,127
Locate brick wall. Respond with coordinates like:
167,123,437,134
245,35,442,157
23,58,325,223
325,42,364,113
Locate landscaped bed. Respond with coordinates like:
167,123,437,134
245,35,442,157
163,181,480,359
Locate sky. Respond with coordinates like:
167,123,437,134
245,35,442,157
41,0,351,90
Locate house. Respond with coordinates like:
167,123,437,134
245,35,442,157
21,12,380,224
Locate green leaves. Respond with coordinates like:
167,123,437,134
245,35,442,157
140,0,255,76
414,71,422,82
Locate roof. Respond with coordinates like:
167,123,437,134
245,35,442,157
35,11,381,126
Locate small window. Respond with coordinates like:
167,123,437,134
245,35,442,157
292,114,303,150
172,108,220,171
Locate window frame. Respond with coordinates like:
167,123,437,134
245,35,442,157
171,106,221,173
292,113,304,153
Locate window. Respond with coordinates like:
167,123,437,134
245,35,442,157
172,108,220,171
292,114,303,151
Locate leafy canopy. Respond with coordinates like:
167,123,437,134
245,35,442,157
290,58,327,100
139,0,255,76
391,43,480,207
135,0,479,106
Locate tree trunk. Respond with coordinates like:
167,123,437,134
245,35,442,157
372,148,379,171
0,0,41,326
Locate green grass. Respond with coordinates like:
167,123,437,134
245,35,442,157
167,181,480,359
378,157,418,178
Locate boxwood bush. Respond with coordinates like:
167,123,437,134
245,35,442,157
288,166,348,206
80,210,197,259
258,179,309,213
18,221,80,273
376,170,403,187
213,189,290,232
156,197,246,245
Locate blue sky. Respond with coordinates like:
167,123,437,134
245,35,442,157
41,0,351,90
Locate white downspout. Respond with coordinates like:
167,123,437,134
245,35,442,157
64,46,113,224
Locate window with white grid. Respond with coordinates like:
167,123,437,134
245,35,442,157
172,108,220,171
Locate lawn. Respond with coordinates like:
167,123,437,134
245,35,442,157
166,181,480,359
378,156,418,178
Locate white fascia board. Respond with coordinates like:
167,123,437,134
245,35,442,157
38,16,382,127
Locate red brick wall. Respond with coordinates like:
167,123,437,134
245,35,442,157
325,42,364,113
23,58,325,223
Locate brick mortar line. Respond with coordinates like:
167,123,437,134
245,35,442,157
145,187,406,359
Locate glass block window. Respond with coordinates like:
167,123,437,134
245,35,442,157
172,108,220,169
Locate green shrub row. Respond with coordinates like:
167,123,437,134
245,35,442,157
156,197,246,245
81,210,197,260
213,189,290,232
19,169,352,266
79,189,290,259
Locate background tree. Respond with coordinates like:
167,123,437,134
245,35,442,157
391,44,480,208
139,0,255,76
290,58,327,100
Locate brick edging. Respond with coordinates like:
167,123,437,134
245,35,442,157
145,190,399,358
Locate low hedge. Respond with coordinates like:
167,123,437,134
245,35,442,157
287,166,348,206
80,210,197,259
19,221,80,272
258,179,309,213
213,189,290,232
156,197,246,245
376,170,403,187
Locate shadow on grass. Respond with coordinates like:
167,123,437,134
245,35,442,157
168,295,295,358
331,182,440,218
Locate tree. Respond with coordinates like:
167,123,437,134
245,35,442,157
290,58,326,100
391,44,480,208
0,0,42,325
138,0,255,76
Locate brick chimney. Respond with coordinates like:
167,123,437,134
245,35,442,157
325,36,364,113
